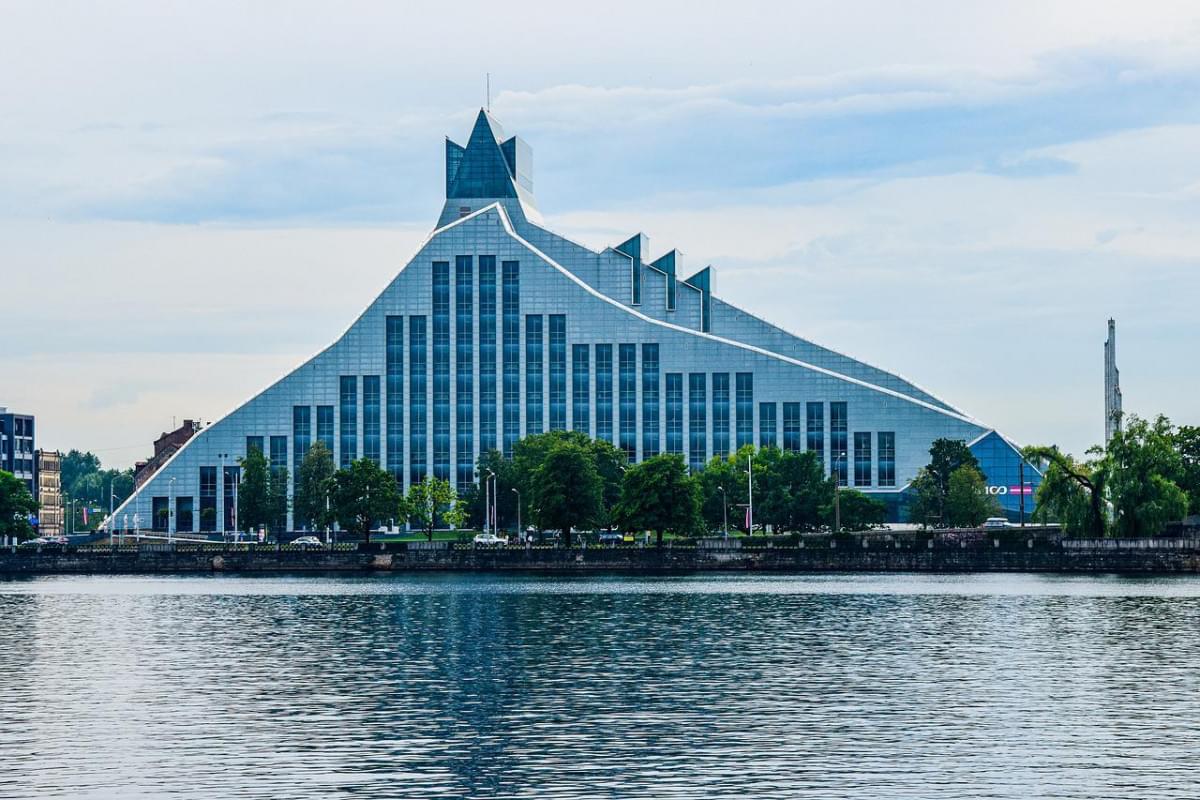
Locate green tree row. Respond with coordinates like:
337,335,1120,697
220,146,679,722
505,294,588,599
1027,415,1199,537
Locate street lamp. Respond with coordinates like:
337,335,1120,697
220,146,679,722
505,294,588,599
832,453,844,534
511,487,521,543
717,485,728,538
484,469,495,536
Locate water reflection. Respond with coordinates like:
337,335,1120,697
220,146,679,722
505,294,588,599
2,573,1199,799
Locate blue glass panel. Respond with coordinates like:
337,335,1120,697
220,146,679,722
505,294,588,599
736,373,753,449
409,316,427,483
759,402,776,448
688,373,706,470
432,262,450,481
386,316,403,480
363,375,381,465
831,402,848,485
619,344,637,460
878,432,896,487
292,407,310,478
549,315,566,431
712,372,730,458
783,402,802,452
642,344,659,457
666,373,683,455
595,344,613,443
854,431,872,487
479,256,497,454
317,406,334,453
525,315,543,435
572,344,589,433
339,376,357,468
455,256,474,490
806,402,824,465
502,261,520,456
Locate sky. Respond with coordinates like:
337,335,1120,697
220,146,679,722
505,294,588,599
2,0,1198,468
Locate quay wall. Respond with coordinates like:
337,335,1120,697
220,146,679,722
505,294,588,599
4,535,1200,576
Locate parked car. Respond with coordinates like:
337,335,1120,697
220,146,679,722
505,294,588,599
597,531,624,545
982,517,1010,529
290,536,325,549
473,532,506,546
18,536,67,549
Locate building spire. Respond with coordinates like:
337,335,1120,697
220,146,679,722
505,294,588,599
1104,318,1123,444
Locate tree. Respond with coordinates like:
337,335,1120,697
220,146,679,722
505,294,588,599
531,440,602,547
697,452,747,534
754,448,832,532
237,447,272,533
294,441,336,532
1107,415,1188,536
330,459,404,543
462,449,520,531
831,489,887,531
590,438,628,530
405,474,460,541
945,465,997,528
268,466,290,534
616,454,700,546
0,470,38,540
1176,425,1200,516
906,438,981,526
60,450,101,498
1026,446,1108,537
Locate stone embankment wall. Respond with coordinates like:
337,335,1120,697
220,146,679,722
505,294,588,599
4,531,1200,575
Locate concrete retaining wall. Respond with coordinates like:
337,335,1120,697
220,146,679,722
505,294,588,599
4,536,1200,575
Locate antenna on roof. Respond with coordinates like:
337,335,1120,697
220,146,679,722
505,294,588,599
486,73,491,111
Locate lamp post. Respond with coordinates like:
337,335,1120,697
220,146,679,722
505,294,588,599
484,469,495,536
832,453,843,534
512,487,521,543
746,452,754,536
718,485,728,539
168,477,176,542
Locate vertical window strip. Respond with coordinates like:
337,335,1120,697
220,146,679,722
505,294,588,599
831,402,848,485
854,431,872,487
878,432,896,487
759,402,777,448
385,316,404,480
525,315,543,435
479,256,497,454
783,402,802,452
806,402,824,465
317,406,334,453
363,376,381,465
572,344,590,433
502,261,520,457
432,261,450,481
666,373,683,455
735,373,753,450
712,372,730,458
688,373,707,470
339,376,357,468
292,406,311,479
618,344,637,460
548,315,567,431
455,256,474,489
409,316,428,484
642,344,660,457
595,344,613,443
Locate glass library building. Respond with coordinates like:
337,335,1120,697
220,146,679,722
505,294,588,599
111,110,1040,533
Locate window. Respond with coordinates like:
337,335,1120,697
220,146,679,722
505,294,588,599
433,261,450,481
317,406,334,453
246,436,263,455
409,316,427,483
831,402,848,485
549,314,566,431
502,261,520,456
479,256,497,454
878,432,896,487
712,373,730,458
619,344,637,459
152,496,169,532
176,496,193,533
666,373,683,455
783,403,802,452
642,344,660,457
736,373,753,450
806,402,824,463
386,316,404,480
759,402,777,448
293,407,311,477
689,373,707,470
525,315,543,435
455,256,474,489
363,376,381,465
595,344,613,443
854,432,872,487
223,465,239,531
572,344,589,433
339,376,357,468
199,467,217,532
270,436,287,474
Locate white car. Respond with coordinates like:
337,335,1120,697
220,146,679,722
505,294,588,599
982,517,1010,529
290,535,325,548
472,533,506,546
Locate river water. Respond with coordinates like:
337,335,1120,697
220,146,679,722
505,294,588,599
1,573,1198,799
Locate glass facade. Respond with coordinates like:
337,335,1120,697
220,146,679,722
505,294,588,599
455,256,474,489
878,432,896,487
223,466,239,531
712,372,730,458
502,261,520,456
736,373,753,450
176,496,193,533
783,402,802,452
199,466,216,532
525,315,543,434
642,344,659,457
619,344,637,459
292,406,310,477
270,436,287,474
317,406,334,453
595,344,613,443
409,316,427,483
831,401,848,485
759,402,777,448
688,372,706,470
572,344,589,433
386,316,404,479
479,256,497,454
363,376,381,464
246,435,263,455
666,373,683,455
854,431,872,487
433,261,450,481
806,402,824,463
548,314,566,431
339,376,357,468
